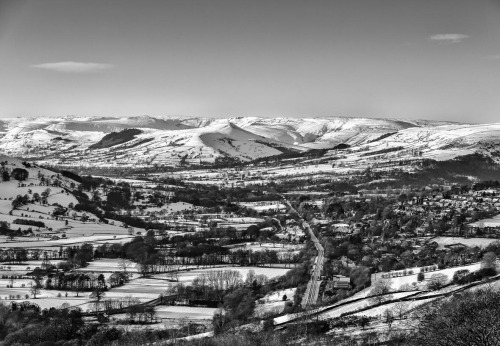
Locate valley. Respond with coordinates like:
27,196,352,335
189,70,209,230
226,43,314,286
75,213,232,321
1,117,500,345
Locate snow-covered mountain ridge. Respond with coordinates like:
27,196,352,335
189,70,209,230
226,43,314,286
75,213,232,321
0,116,498,167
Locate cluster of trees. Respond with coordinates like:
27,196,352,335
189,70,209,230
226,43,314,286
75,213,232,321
0,221,13,238
0,304,85,345
328,315,374,331
408,287,500,345
60,170,84,183
452,267,497,285
44,272,107,294
0,301,160,345
11,188,52,209
365,154,500,190
11,194,30,209
65,243,95,268
12,218,45,228
169,269,248,302
10,168,29,181
0,247,29,263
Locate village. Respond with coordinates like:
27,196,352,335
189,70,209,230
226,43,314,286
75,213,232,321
1,150,500,345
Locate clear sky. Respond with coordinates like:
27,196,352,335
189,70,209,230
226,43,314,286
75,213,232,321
1,0,499,122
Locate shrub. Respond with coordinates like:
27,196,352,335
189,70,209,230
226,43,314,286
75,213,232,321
427,273,448,291
452,269,471,284
11,168,29,181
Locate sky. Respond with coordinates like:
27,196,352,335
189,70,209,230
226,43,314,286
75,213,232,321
0,0,499,123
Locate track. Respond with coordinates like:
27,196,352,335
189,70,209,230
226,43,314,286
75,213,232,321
281,196,324,309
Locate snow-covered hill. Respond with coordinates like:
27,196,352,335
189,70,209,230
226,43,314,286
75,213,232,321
0,115,498,167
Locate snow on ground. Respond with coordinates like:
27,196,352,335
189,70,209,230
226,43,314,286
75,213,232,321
0,285,91,305
175,266,291,285
238,202,287,212
254,288,295,317
0,234,135,249
75,259,138,273
433,237,499,249
416,284,463,298
422,149,475,161
46,193,79,207
154,306,217,320
0,260,43,274
317,291,417,320
374,262,482,290
341,286,374,301
146,202,197,214
228,242,302,252
351,297,438,318
105,277,168,299
465,277,500,292
425,263,481,282
469,214,500,227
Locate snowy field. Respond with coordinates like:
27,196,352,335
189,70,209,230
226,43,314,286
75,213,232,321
238,202,287,212
228,242,302,252
254,288,295,317
143,202,197,214
0,234,135,249
351,297,438,318
174,266,291,284
105,277,169,299
469,214,500,227
374,262,482,290
74,258,138,273
433,237,499,249
154,306,217,320
316,291,417,320
0,260,44,275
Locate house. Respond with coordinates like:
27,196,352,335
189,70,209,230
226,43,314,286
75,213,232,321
330,275,351,289
444,243,467,251
330,223,351,235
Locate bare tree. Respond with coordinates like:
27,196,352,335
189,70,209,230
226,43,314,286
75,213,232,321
369,279,393,304
90,286,106,301
393,300,408,319
30,284,40,299
383,308,395,332
482,251,497,270
118,258,133,277
427,273,448,291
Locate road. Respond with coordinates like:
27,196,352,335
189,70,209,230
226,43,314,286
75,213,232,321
300,219,325,308
281,196,325,309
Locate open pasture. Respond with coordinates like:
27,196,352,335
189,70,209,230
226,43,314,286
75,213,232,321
174,266,291,284
432,236,499,249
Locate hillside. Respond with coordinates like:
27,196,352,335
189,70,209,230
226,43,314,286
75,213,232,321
89,128,142,149
0,116,499,168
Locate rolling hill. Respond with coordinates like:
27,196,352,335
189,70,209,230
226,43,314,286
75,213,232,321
0,116,498,168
